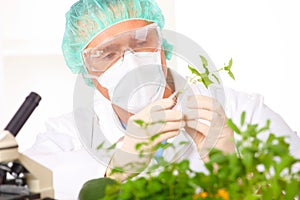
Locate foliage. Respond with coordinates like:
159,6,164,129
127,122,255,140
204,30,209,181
187,55,234,89
100,112,300,200
167,55,234,100
79,178,117,200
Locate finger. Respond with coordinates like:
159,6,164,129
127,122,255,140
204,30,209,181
150,109,183,122
184,126,205,144
185,120,209,137
152,130,181,144
186,95,225,115
144,98,176,112
148,121,185,135
184,109,215,121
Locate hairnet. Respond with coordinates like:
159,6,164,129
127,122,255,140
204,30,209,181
62,0,173,74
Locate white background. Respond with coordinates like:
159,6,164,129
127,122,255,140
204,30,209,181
0,0,299,151
175,0,300,134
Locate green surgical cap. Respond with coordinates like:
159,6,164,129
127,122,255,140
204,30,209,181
62,0,173,74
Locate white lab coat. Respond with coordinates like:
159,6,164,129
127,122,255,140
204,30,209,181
24,69,300,200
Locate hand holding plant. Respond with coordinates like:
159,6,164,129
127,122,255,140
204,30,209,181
183,55,236,161
105,98,184,181
184,95,235,162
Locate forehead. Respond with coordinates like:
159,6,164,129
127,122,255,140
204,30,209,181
86,20,152,49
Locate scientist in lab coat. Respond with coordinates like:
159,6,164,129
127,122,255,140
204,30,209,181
25,0,300,198
61,0,237,181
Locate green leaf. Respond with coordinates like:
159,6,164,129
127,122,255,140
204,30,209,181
276,155,295,174
147,180,163,193
179,141,190,145
209,153,228,165
229,58,233,68
188,65,201,76
111,167,125,174
79,178,117,200
178,160,190,172
228,71,235,80
261,186,274,200
134,119,145,127
198,73,214,88
242,152,253,171
106,142,117,151
199,55,210,75
223,58,235,80
257,119,271,133
159,142,175,150
212,74,221,84
150,133,161,141
224,58,233,71
265,133,276,146
269,144,289,156
197,78,203,83
199,55,208,67
202,64,210,75
285,179,298,199
188,63,214,88
260,152,273,171
96,141,105,150
227,119,241,134
135,142,149,150
240,111,246,126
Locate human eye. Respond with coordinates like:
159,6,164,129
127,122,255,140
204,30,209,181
134,34,159,48
133,40,150,51
101,52,118,60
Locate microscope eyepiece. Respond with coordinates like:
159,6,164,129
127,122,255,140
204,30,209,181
4,92,41,137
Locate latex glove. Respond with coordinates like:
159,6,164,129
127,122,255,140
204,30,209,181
107,98,184,181
184,95,235,162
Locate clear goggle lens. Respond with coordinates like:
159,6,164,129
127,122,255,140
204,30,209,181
81,23,162,73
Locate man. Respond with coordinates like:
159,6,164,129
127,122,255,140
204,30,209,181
26,0,300,198
62,0,300,178
62,0,235,181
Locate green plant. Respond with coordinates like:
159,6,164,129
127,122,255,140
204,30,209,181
161,55,233,100
100,112,300,200
187,55,234,89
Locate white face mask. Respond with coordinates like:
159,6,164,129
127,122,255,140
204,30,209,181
98,51,166,114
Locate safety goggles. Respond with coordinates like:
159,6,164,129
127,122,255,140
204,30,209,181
81,23,163,73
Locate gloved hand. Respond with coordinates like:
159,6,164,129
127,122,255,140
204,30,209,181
107,98,184,181
183,95,235,162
